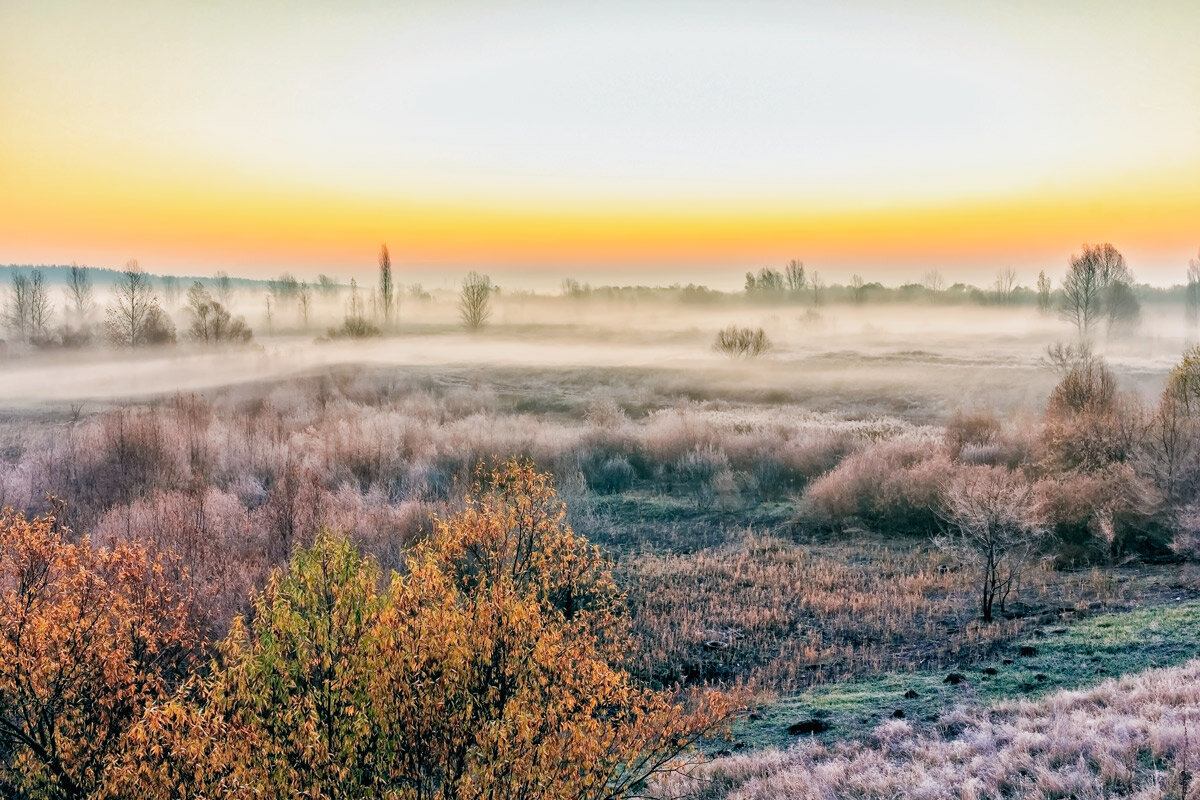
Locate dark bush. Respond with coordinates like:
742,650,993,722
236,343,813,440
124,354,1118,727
583,453,637,494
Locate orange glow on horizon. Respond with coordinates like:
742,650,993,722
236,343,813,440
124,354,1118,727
3,151,1198,277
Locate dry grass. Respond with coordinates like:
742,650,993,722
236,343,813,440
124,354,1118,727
657,658,1200,799
622,532,1134,691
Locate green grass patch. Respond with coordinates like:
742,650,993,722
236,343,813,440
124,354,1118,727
577,489,796,552
732,599,1200,752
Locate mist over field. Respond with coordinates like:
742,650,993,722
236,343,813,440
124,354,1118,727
0,273,1192,411
3,243,1200,800
5,0,1200,795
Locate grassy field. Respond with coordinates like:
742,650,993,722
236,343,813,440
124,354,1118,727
730,598,1200,753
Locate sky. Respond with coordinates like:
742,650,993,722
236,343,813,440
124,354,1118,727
1,0,1198,287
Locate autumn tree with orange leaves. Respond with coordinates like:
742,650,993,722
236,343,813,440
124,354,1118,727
111,461,731,800
0,506,200,800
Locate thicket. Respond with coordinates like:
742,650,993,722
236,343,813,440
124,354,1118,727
799,342,1200,623
0,338,1196,715
0,462,731,799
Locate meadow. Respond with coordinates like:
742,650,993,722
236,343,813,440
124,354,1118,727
2,263,1200,797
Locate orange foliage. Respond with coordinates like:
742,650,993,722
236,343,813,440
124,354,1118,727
110,461,732,799
0,506,200,799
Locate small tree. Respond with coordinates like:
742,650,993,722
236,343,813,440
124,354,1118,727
185,282,252,344
459,271,493,330
0,507,200,799
105,261,176,347
1061,248,1104,336
745,267,785,297
328,278,379,338
212,271,233,306
378,244,395,326
268,273,300,305
4,271,30,342
27,269,52,340
922,270,945,294
937,467,1047,622
1146,346,1200,504
850,273,866,304
993,267,1017,304
65,263,95,320
297,281,312,327
160,275,181,308
1186,252,1200,326
1036,270,1053,313
1061,243,1138,338
784,259,806,295
809,270,825,305
316,274,339,295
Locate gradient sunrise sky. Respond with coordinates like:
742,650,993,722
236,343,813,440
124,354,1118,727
2,0,1198,286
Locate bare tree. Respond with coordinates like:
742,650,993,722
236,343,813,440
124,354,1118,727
186,281,252,344
922,270,944,294
1061,245,1107,337
4,271,31,342
936,467,1047,622
268,273,300,305
784,259,806,295
1105,279,1141,332
160,275,181,309
1093,242,1133,287
1061,243,1139,334
329,277,379,338
297,281,312,327
1036,270,1053,313
29,270,51,339
809,271,824,305
378,244,395,326
993,267,1017,304
213,271,233,306
105,260,175,347
459,271,494,330
65,263,95,320
1186,251,1200,326
850,274,866,305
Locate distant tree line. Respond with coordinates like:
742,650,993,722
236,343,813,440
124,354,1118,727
1,261,254,351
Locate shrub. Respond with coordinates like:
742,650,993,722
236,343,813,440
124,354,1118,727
674,444,730,510
944,410,1000,459
1033,465,1169,565
713,325,772,358
584,395,629,429
582,452,637,494
801,440,949,535
185,282,253,344
327,314,380,339
0,507,200,798
1046,349,1117,417
1039,353,1142,474
112,463,731,800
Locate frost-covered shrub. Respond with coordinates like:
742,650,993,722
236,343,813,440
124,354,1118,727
582,453,637,495
802,439,950,534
